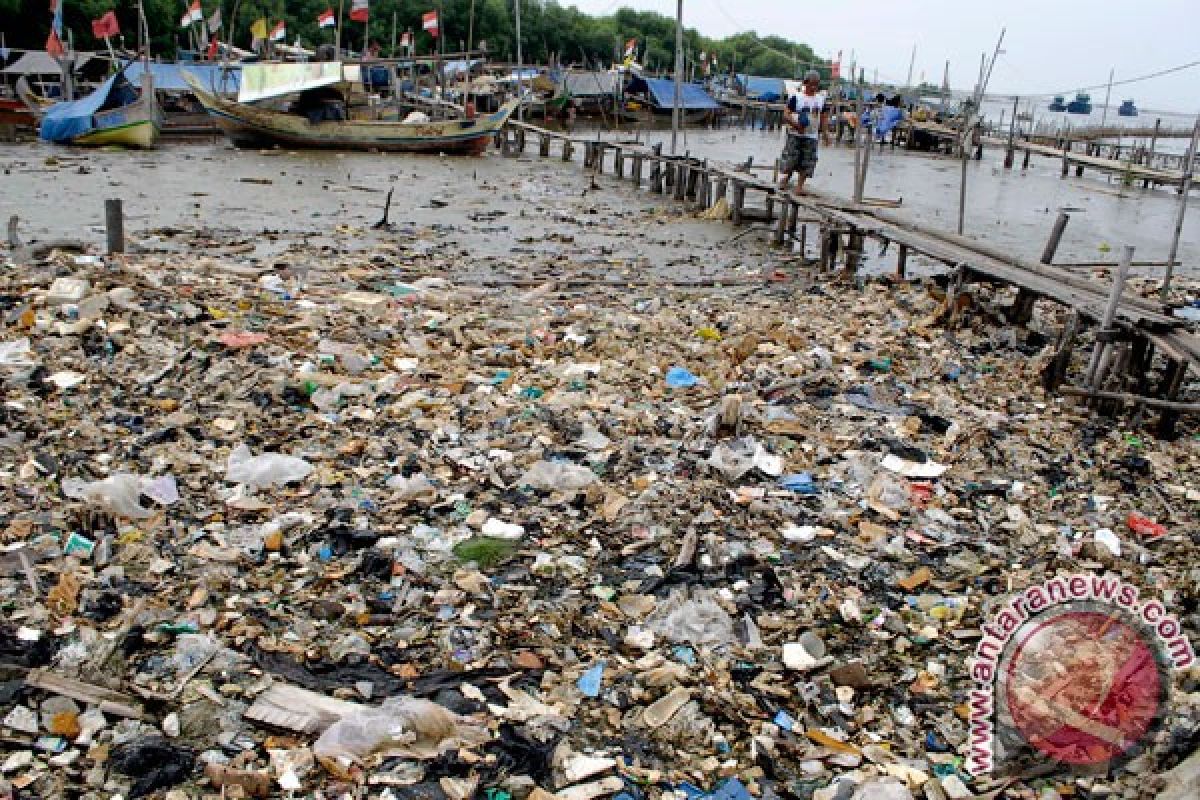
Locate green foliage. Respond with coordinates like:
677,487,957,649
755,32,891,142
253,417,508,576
2,0,821,80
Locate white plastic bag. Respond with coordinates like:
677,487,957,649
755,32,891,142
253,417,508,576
61,473,155,519
226,444,314,489
648,589,735,647
313,696,463,764
518,461,597,491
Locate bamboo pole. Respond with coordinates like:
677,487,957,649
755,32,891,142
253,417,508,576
671,0,683,155
1161,114,1199,300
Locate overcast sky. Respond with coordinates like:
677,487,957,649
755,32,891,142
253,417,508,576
562,0,1198,112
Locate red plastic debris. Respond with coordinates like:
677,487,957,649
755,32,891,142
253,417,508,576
1126,512,1167,540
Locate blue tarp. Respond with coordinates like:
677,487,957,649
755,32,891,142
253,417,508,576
738,74,784,102
39,68,129,143
630,77,720,111
126,62,241,93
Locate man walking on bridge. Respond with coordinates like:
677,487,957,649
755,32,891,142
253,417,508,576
779,69,832,195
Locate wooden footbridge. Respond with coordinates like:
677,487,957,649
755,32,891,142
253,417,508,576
500,120,1199,433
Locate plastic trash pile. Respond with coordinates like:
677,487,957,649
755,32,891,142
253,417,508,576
0,218,1196,800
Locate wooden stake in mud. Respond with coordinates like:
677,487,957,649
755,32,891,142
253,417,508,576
1161,114,1200,300
105,199,124,255
1011,210,1069,323
1084,245,1133,390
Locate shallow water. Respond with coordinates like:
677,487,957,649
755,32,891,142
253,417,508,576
1,128,1197,280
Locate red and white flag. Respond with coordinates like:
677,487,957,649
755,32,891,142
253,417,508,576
422,10,438,37
269,20,286,41
180,0,203,28
831,50,842,80
350,0,369,23
400,31,411,48
623,38,636,58
317,8,335,28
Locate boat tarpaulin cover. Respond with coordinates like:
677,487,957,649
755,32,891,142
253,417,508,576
38,66,127,142
631,77,720,111
738,74,784,102
132,62,240,93
238,62,342,103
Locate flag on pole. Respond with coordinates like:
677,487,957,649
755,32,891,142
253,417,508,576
207,8,222,33
269,21,286,42
206,34,220,58
350,0,369,23
831,50,842,80
91,11,119,39
47,0,65,56
180,0,203,28
249,17,268,46
317,8,335,28
422,10,438,37
623,37,636,58
400,31,411,48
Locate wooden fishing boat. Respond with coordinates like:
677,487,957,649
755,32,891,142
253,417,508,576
37,65,161,148
186,72,516,154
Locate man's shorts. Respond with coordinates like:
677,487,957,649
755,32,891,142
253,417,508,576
781,135,818,178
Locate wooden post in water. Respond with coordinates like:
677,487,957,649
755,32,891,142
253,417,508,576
105,199,124,255
896,244,908,279
1161,115,1200,300
730,181,745,225
1004,95,1019,168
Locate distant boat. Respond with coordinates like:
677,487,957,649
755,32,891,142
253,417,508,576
1048,95,1067,112
185,69,516,154
1118,99,1138,117
1066,92,1092,114
35,62,161,147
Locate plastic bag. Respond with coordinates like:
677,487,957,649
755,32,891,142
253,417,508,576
648,590,735,647
226,444,314,489
0,338,35,367
312,696,463,764
518,461,597,491
665,366,699,388
62,473,155,519
707,437,783,482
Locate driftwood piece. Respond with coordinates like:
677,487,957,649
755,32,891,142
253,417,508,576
24,668,145,719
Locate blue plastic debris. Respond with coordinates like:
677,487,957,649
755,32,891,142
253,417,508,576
674,778,752,800
773,709,796,731
577,661,606,697
672,645,697,666
665,366,698,388
778,473,817,494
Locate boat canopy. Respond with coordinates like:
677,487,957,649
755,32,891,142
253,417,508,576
560,70,616,98
738,74,784,102
2,50,102,75
39,63,137,143
626,76,720,110
237,62,343,103
130,62,240,93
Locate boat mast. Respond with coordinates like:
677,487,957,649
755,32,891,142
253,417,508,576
671,0,682,155
514,0,523,121
1100,67,1114,127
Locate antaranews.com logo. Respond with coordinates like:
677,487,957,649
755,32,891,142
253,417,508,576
967,572,1195,777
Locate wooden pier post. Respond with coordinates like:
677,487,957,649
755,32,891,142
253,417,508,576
105,198,124,255
1061,139,1070,178
562,138,573,161
539,133,550,157
1010,210,1069,323
1155,359,1188,438
1022,146,1032,170
730,181,745,225
614,148,625,178
515,127,527,152
1004,95,1018,169
1084,245,1133,390
674,164,688,201
632,154,644,185
896,244,909,279
686,163,700,201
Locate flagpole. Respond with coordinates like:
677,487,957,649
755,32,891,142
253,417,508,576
335,0,345,56
390,11,396,58
467,0,475,55
514,0,522,121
